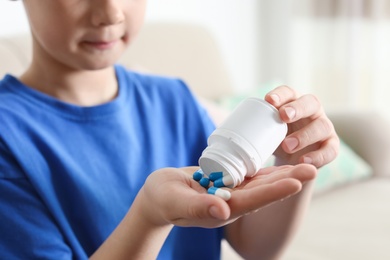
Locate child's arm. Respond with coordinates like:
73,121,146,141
224,86,339,259
89,184,174,260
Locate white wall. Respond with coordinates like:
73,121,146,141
0,0,260,94
146,0,260,93
0,1,29,36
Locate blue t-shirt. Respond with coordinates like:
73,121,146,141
0,65,223,259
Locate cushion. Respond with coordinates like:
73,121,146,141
312,139,373,195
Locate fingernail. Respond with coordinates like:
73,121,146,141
285,107,296,120
209,206,221,219
285,137,299,151
270,94,280,104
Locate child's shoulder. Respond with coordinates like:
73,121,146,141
0,74,24,109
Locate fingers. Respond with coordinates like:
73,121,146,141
177,192,231,223
255,165,292,175
265,85,340,168
228,179,302,217
252,164,317,186
265,85,300,109
228,164,317,217
279,95,323,123
159,183,232,228
279,108,339,167
176,164,315,225
300,135,340,167
145,165,317,228
170,170,232,222
266,86,323,122
143,168,231,228
282,116,335,153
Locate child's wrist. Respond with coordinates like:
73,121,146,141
136,187,173,228
91,188,173,259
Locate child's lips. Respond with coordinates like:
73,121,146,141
82,39,119,50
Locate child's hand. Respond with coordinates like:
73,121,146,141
139,164,316,229
265,86,339,168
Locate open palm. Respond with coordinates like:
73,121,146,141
142,164,316,228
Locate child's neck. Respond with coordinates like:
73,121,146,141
19,62,119,107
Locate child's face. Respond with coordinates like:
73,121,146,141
23,0,147,71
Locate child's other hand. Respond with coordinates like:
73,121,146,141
139,164,316,229
265,85,339,168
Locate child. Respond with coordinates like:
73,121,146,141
0,0,339,259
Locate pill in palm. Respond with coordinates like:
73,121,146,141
213,174,234,188
207,187,231,201
208,171,224,181
193,169,204,181
199,177,210,188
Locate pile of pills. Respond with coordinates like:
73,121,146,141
193,169,231,201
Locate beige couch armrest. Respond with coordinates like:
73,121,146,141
329,111,390,177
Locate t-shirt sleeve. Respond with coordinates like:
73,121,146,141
0,141,73,259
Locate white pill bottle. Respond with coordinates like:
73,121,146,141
199,97,288,188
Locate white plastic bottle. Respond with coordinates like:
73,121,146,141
199,97,287,188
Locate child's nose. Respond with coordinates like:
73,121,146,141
91,0,125,26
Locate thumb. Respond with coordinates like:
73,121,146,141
172,193,231,227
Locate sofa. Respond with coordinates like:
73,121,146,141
1,22,390,260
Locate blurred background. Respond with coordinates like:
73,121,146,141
1,1,389,259
1,0,389,116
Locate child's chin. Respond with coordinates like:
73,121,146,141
88,63,116,71
75,49,124,70
78,59,117,71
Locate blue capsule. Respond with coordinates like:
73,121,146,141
214,174,234,188
207,187,231,201
193,169,204,181
199,177,210,188
209,171,224,181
